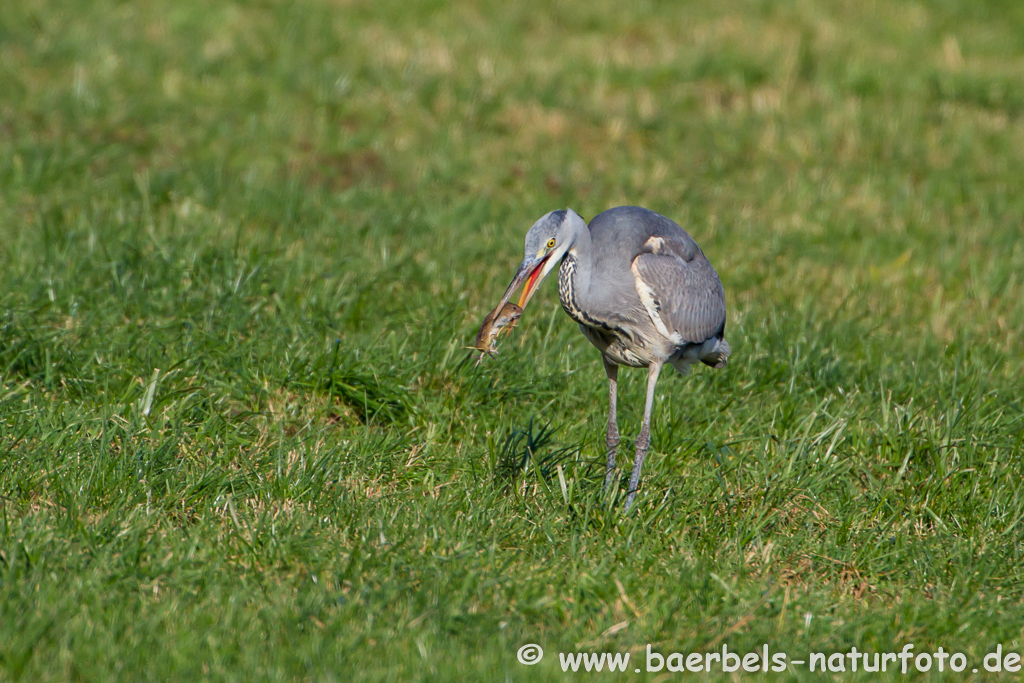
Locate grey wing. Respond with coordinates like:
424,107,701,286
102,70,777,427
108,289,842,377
630,252,726,345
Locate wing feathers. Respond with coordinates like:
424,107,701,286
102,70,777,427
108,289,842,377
631,252,726,346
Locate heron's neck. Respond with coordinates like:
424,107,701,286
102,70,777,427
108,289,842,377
563,219,592,292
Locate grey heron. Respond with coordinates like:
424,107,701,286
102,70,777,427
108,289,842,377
484,206,731,509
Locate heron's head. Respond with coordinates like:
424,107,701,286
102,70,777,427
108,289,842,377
490,209,586,317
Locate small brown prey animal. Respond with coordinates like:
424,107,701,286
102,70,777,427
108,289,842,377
472,302,523,365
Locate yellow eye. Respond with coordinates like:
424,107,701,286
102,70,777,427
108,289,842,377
546,238,556,249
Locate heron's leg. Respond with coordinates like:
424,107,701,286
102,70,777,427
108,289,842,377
625,361,663,510
602,358,619,491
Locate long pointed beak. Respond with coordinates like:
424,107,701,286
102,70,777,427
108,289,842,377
486,255,549,321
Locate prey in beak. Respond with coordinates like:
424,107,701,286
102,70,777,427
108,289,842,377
471,253,552,363
472,302,523,364
472,208,577,364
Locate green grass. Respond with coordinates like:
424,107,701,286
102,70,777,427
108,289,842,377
2,0,1024,679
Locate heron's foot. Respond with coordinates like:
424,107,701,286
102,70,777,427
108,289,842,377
604,431,619,492
604,444,619,492
624,436,649,511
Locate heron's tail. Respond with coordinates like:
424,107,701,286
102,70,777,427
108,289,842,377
700,338,731,369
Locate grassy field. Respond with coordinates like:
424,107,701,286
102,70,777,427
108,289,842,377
2,0,1024,679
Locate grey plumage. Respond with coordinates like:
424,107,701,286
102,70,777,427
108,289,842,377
484,206,730,509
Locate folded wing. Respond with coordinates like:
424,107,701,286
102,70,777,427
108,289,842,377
629,235,728,367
